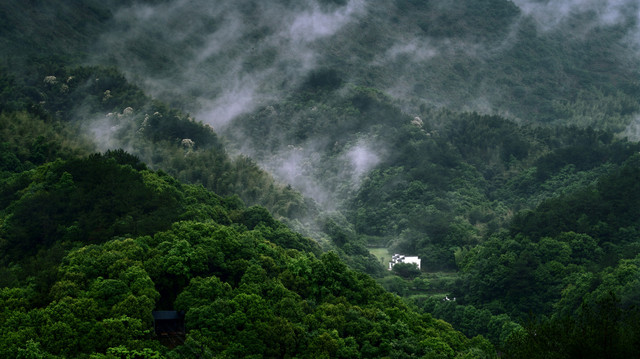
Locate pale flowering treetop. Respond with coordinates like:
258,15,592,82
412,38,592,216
411,116,423,128
103,90,112,102
43,76,57,85
181,138,195,149
141,114,150,126
107,107,135,120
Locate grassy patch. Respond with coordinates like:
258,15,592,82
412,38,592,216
369,247,391,268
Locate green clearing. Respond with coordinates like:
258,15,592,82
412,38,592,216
369,247,392,268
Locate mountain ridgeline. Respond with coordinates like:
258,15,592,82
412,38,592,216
1,0,640,358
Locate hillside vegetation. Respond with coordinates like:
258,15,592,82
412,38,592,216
0,150,494,358
1,0,640,357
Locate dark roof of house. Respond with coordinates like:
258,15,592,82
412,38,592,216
152,311,185,320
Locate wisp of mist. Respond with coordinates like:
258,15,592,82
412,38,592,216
87,0,640,207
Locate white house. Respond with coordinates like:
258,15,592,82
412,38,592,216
389,253,421,270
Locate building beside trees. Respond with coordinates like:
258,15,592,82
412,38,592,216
389,254,421,270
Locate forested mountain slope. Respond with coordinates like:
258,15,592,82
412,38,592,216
231,83,640,272
4,0,638,129
0,150,494,358
58,0,639,130
2,0,640,358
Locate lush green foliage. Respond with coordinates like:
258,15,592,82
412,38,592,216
0,155,492,358
234,82,640,273
504,291,640,359
0,61,317,224
455,155,640,315
2,0,640,357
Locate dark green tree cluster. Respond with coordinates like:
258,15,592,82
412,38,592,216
2,1,640,357
0,151,318,302
444,156,640,354
0,154,494,358
0,62,317,224
418,299,522,351
504,291,640,359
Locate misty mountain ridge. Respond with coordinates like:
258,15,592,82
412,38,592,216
84,0,640,128
2,0,639,266
56,0,637,211
3,0,639,138
2,1,640,357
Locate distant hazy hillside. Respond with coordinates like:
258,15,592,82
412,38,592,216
80,0,640,129
3,0,639,129
2,0,639,246
2,2,640,356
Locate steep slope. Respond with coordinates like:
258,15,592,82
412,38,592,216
5,1,637,129
230,83,640,270
79,0,640,129
0,151,493,358
2,1,640,357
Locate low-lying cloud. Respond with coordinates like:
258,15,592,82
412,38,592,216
343,139,382,185
256,136,384,208
93,0,366,129
513,0,631,28
512,0,640,38
86,0,640,211
623,114,640,142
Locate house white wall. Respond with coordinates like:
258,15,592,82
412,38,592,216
389,254,421,270
402,256,421,269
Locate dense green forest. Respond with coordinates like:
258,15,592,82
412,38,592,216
2,0,640,357
1,149,493,357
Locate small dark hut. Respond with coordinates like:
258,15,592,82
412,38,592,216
152,311,185,348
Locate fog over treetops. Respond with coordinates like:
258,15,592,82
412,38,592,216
2,1,640,357
89,0,640,125
67,0,639,206
1,0,639,225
